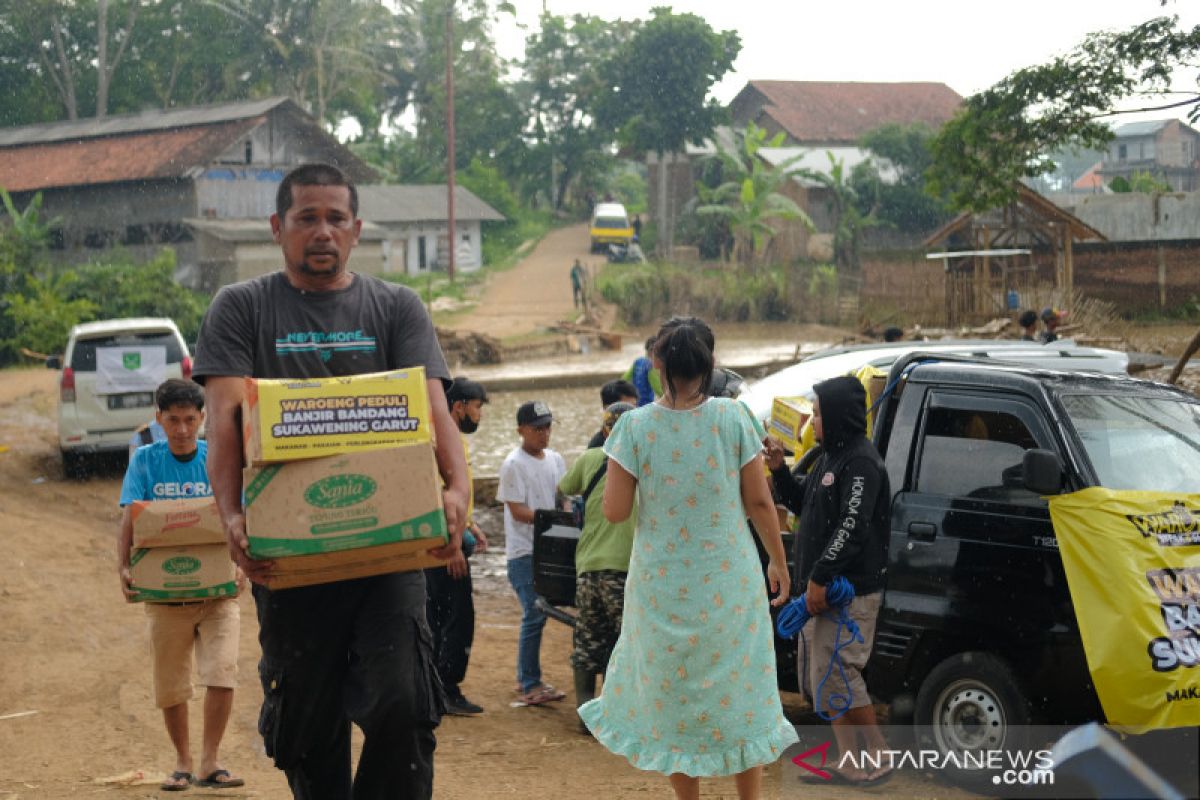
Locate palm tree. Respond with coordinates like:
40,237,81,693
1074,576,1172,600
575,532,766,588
695,123,814,269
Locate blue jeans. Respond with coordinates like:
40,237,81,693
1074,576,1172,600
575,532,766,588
506,555,546,692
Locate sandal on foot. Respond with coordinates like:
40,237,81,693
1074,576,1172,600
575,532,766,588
518,684,565,705
161,771,193,791
861,766,895,787
195,769,244,789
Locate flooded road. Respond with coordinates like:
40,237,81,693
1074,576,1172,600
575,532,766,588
470,385,599,476
459,322,846,474
461,322,844,389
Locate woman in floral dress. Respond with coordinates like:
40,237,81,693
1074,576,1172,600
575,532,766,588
580,316,797,800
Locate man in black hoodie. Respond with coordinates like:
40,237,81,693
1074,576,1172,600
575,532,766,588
766,374,891,784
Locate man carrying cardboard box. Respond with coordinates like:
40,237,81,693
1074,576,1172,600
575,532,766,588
117,379,244,792
193,163,468,800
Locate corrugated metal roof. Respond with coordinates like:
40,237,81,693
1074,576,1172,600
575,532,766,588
0,97,290,147
357,185,504,223
184,217,387,242
738,81,962,144
1111,119,1173,138
0,119,262,193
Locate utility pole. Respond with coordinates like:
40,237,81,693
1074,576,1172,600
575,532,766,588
445,0,457,281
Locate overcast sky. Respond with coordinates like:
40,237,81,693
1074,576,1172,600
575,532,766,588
493,0,1200,117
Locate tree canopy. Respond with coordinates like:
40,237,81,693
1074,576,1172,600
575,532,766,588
852,123,951,234
927,14,1200,212
597,7,739,157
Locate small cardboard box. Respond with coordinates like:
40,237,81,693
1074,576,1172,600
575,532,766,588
768,396,812,451
243,445,448,587
131,497,224,549
243,368,431,465
128,543,237,603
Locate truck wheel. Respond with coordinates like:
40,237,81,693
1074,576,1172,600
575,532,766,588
914,652,1031,789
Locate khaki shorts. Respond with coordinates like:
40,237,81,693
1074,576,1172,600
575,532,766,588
799,591,882,715
146,597,240,708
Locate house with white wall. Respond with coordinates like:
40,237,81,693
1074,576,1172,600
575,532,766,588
357,185,504,276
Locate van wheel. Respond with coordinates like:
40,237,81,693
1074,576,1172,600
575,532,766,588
62,450,88,480
914,652,1031,789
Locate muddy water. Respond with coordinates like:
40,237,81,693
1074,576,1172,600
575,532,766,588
461,323,842,474
469,386,599,477
462,323,840,388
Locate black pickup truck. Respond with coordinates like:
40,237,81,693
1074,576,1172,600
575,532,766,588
533,354,1200,762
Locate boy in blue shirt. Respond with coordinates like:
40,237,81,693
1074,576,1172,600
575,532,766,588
117,379,243,792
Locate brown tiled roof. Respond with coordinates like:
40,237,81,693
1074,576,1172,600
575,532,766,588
743,80,963,144
0,118,261,193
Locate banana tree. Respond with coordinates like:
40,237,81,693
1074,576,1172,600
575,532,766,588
695,123,814,269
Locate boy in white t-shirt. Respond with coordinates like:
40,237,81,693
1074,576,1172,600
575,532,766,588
497,400,567,706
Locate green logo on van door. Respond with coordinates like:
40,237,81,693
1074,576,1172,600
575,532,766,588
304,474,377,509
123,352,141,370
163,556,201,575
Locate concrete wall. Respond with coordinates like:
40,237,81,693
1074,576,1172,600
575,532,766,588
376,222,483,276
1061,192,1200,242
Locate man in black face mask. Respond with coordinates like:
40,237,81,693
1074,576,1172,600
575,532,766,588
425,377,490,715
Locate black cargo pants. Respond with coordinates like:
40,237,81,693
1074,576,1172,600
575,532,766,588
253,572,444,800
423,561,475,697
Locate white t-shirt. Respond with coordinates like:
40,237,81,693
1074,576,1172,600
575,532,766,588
497,446,566,559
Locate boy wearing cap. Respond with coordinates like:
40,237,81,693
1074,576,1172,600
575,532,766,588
425,377,490,716
497,400,568,705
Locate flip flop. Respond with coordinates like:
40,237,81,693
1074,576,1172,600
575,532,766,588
160,771,193,791
515,684,566,706
195,769,245,789
860,766,896,787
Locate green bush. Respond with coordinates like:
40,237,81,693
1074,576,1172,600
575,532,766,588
598,261,835,326
3,275,97,358
597,263,672,325
0,188,209,361
69,250,208,341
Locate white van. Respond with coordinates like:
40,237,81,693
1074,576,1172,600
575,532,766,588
589,202,633,253
50,317,192,476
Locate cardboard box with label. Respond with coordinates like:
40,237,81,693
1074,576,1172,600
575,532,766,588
131,497,224,548
768,396,812,452
243,368,431,465
243,444,448,588
127,497,237,603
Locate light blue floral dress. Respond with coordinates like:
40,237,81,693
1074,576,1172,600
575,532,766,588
580,397,798,776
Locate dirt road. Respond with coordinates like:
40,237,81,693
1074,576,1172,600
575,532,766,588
8,316,1198,797
450,223,602,340
0,369,818,799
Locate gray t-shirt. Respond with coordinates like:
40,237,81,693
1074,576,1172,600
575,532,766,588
192,271,449,383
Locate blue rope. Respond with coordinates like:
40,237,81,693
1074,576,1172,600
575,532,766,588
775,576,863,721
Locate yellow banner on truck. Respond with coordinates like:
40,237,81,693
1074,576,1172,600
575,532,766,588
1049,488,1200,732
